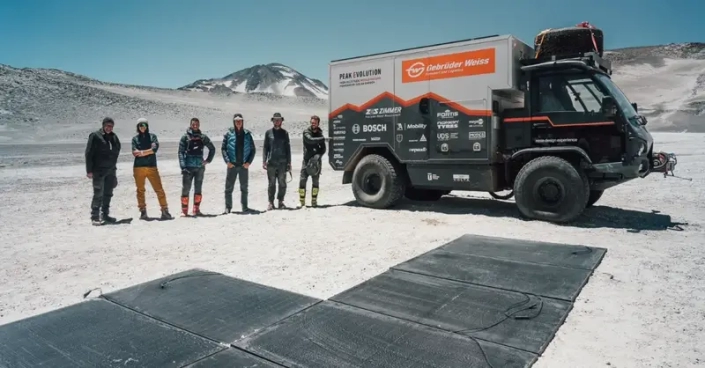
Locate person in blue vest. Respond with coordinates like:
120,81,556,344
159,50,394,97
221,113,256,213
178,117,216,216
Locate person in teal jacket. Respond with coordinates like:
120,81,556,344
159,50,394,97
178,117,216,216
221,113,256,213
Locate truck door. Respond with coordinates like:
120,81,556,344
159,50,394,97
395,52,431,161
527,72,617,141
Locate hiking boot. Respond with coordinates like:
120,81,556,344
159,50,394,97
298,188,306,208
278,200,286,209
311,187,319,207
101,213,116,223
181,196,189,217
140,209,148,220
193,205,203,216
223,207,231,214
161,208,173,220
91,214,102,226
267,202,274,211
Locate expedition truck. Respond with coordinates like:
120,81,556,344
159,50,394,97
326,30,678,223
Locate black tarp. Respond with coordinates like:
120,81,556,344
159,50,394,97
0,299,224,368
236,300,537,368
102,268,321,344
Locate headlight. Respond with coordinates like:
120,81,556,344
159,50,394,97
637,141,646,156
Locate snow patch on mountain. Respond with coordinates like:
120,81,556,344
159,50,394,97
179,63,329,99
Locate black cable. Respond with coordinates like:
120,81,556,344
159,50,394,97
159,271,221,288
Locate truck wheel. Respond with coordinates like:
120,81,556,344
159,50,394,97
586,190,604,208
513,156,589,223
489,190,514,200
351,154,405,209
404,187,444,201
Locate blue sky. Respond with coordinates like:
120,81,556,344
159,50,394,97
1,0,701,89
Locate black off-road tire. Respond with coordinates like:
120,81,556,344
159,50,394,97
404,187,445,201
351,154,405,209
585,190,604,208
513,156,590,223
489,190,514,200
534,26,604,59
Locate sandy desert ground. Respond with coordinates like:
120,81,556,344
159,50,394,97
0,132,703,368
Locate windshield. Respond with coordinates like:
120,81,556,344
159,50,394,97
594,73,640,125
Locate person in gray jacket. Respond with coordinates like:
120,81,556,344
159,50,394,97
262,112,291,210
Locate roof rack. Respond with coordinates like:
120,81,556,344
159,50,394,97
521,51,612,75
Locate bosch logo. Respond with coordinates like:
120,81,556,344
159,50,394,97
406,61,426,79
352,124,360,134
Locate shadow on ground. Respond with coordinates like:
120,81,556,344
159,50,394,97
339,195,689,232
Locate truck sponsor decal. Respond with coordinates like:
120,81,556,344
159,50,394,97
365,106,402,118
338,68,383,88
352,123,387,134
437,120,459,129
401,48,496,83
503,116,615,128
328,91,491,119
453,174,470,182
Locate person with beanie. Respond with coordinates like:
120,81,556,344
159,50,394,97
221,113,256,213
298,115,326,207
131,118,172,220
85,117,122,225
178,117,216,216
262,112,292,210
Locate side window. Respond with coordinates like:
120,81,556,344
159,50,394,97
536,74,605,113
566,77,604,113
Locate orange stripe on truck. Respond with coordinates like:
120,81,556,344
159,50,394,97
329,91,491,119
504,116,614,128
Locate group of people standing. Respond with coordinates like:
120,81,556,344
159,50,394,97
84,113,327,225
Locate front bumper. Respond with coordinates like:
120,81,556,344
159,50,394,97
587,151,678,191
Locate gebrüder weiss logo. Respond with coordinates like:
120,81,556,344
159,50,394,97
406,61,426,79
401,47,496,83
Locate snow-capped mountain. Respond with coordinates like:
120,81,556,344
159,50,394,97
179,63,329,99
2,42,705,144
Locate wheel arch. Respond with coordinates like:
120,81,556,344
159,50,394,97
342,143,405,184
507,146,592,186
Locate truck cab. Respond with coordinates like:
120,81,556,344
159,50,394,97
503,53,655,192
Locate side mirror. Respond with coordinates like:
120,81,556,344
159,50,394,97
601,96,618,118
631,102,638,112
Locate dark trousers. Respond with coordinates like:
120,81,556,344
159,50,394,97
91,169,116,217
266,162,288,203
182,167,205,196
298,159,320,189
224,165,248,209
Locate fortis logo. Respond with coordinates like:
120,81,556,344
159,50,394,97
406,62,426,79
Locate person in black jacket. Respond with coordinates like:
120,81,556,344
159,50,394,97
262,112,291,210
298,115,326,207
85,117,121,225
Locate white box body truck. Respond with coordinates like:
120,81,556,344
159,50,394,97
326,32,677,223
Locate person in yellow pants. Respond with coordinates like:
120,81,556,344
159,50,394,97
131,118,173,220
